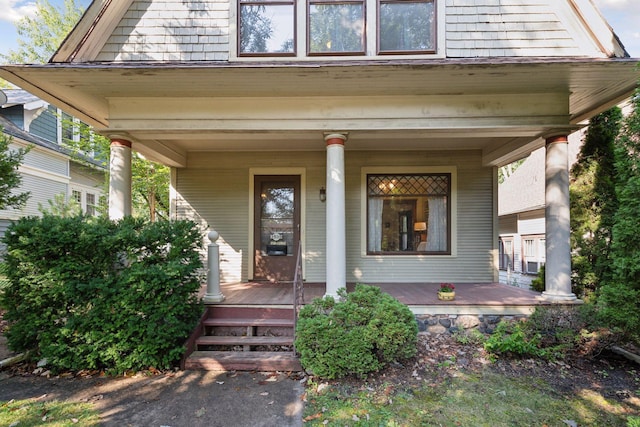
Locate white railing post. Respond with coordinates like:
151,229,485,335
203,230,225,303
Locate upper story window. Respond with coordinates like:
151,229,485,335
237,0,437,57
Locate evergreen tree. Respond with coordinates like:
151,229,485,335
598,92,640,343
570,107,622,299
0,129,30,210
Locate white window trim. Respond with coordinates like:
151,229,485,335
57,109,81,145
69,185,99,216
230,0,445,61
360,166,457,258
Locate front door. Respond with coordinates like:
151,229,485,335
254,175,301,282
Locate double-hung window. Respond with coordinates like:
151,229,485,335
238,0,436,57
366,173,450,255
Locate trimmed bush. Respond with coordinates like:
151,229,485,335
295,284,417,379
0,215,204,374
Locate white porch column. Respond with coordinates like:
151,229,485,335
325,133,347,298
542,135,577,301
108,138,132,220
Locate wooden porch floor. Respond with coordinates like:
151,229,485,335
207,282,553,316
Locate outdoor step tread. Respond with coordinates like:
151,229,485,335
196,335,294,346
203,318,294,328
185,351,302,371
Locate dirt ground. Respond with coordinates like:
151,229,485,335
2,310,640,426
334,331,640,416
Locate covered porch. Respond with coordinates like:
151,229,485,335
209,281,549,316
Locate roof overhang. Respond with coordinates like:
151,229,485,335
1,58,637,167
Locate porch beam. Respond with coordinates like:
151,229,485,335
541,135,577,302
108,137,132,219
325,133,347,298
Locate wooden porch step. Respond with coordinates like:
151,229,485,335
196,335,294,346
203,317,294,328
185,351,302,371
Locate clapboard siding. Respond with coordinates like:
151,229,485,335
29,106,58,143
175,149,495,283
346,150,494,284
96,0,598,61
0,173,68,219
20,145,68,177
96,0,230,62
175,151,326,283
0,106,24,129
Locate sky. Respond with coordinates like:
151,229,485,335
0,0,639,58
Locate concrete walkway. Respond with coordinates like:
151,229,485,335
0,369,304,426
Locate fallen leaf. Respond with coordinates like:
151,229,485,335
303,413,322,421
195,407,206,418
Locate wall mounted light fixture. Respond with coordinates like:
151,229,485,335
319,187,326,202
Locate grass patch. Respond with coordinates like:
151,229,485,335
304,371,634,426
0,398,100,426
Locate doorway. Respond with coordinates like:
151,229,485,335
253,175,301,282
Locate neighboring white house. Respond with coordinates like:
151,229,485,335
498,133,582,289
0,89,106,247
1,0,637,302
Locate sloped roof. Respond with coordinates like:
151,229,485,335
1,89,48,111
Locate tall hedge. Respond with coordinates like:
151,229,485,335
0,215,204,373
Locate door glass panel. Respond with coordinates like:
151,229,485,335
260,183,294,256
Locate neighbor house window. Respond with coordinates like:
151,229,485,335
367,173,450,254
71,190,82,205
378,0,435,54
238,0,296,55
308,0,365,55
523,235,545,274
499,237,514,271
86,193,97,216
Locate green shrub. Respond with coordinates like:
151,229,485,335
530,265,545,293
0,215,204,374
597,282,640,344
295,284,418,379
484,306,609,360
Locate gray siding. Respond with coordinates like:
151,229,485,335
175,149,495,284
96,0,230,62
21,146,68,177
96,0,596,61
30,106,58,143
0,106,24,129
445,0,587,57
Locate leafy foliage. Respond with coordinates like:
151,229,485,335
0,128,31,210
0,215,204,374
1,0,84,64
597,90,640,344
484,306,600,360
295,284,418,379
570,108,622,299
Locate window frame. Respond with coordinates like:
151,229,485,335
522,234,545,275
237,0,298,57
361,166,457,258
376,0,436,55
232,0,442,59
306,0,367,56
499,236,514,271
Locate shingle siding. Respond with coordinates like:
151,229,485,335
96,0,591,61
96,0,230,62
445,0,584,57
29,106,58,144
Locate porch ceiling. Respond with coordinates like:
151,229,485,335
1,57,637,167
